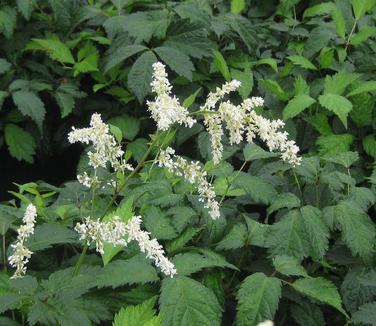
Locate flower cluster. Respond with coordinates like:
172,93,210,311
147,62,195,131
148,62,301,166
68,113,133,187
8,204,37,279
75,215,176,277
158,147,220,220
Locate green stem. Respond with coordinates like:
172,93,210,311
219,161,247,205
73,132,161,275
345,19,358,51
293,170,303,200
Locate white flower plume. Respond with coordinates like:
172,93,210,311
8,204,37,279
158,147,220,220
75,215,176,277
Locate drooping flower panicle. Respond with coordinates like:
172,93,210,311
147,62,196,131
158,147,220,220
75,215,176,277
8,204,37,279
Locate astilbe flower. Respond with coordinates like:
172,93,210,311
147,62,196,131
8,204,37,279
158,147,220,220
75,216,176,277
68,113,133,187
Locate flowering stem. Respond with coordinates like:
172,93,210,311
73,133,161,276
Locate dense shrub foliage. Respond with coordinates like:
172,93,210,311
1,0,376,325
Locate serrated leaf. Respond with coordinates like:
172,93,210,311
351,26,376,45
318,93,352,128
233,172,277,204
26,224,77,251
128,51,157,102
12,90,46,130
316,134,353,157
256,58,278,72
160,276,222,326
0,7,17,39
283,94,316,120
28,38,75,64
166,227,201,253
104,45,148,72
4,124,36,163
182,87,201,108
243,143,278,161
291,277,347,316
108,114,140,141
113,297,160,326
290,302,325,326
213,50,231,81
155,46,194,80
216,222,247,250
303,2,336,18
143,207,177,240
332,201,376,261
352,0,376,19
96,255,159,288
172,250,237,276
260,79,289,101
236,272,282,326
17,0,36,20
348,81,376,97
325,151,359,168
287,55,317,70
273,255,308,277
324,72,359,95
0,58,11,74
230,67,253,99
267,193,301,216
350,302,376,325
332,6,346,39
363,135,376,159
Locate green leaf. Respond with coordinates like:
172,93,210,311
73,42,99,76
316,134,353,157
230,67,253,98
54,83,86,118
0,91,8,109
331,201,376,261
0,7,17,39
111,0,128,11
4,124,36,163
166,227,201,253
233,172,277,205
172,250,237,276
95,255,159,288
318,93,352,128
348,81,376,97
332,6,346,39
128,51,158,103
260,79,289,101
291,302,325,326
352,0,376,19
113,297,161,326
273,255,308,277
324,72,359,95
291,277,347,316
213,50,231,81
283,94,316,120
216,222,247,250
0,58,11,74
12,90,46,131
236,272,282,326
266,206,329,261
243,143,278,161
28,38,75,64
108,114,140,141
363,135,376,159
143,207,177,240
183,87,201,108
155,46,194,80
267,193,301,216
303,2,336,18
350,91,374,127
104,45,147,72
256,58,278,72
325,151,359,168
160,276,222,326
231,0,245,14
287,55,317,70
319,47,334,69
26,224,77,251
350,26,376,45
351,302,376,325
17,0,36,20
